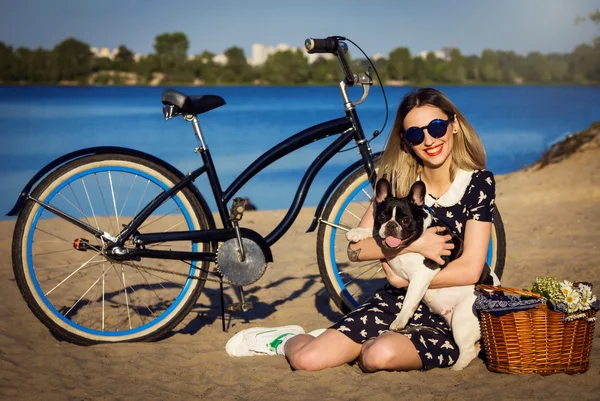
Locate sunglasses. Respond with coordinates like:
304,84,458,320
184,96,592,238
402,116,454,146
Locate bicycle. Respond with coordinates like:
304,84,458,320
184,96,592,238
8,37,506,345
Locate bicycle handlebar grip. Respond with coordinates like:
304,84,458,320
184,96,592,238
305,37,339,54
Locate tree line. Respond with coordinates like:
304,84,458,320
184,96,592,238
1,12,598,86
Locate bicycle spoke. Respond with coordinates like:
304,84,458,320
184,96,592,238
33,227,71,243
119,265,133,330
118,174,137,218
338,260,381,276
36,260,106,271
95,173,117,235
44,252,102,296
344,208,362,221
68,183,93,227
81,177,100,230
133,180,151,217
63,264,111,317
58,191,90,223
108,171,121,230
344,262,383,287
139,207,184,231
349,265,383,298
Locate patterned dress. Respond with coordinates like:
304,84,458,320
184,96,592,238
330,169,496,370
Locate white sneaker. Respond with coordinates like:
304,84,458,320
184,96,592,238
226,325,305,357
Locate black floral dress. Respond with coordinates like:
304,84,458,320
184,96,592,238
330,169,497,370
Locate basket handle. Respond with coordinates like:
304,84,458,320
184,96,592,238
476,284,542,299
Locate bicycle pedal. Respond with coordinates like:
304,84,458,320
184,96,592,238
229,197,246,221
226,301,253,312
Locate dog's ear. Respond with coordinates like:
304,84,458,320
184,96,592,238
408,181,426,207
375,178,392,204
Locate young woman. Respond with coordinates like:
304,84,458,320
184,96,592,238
226,87,497,372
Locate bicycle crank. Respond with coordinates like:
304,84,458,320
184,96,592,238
216,237,267,286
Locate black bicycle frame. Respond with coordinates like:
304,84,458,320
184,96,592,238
121,106,376,256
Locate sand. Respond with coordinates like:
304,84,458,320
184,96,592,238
1,125,599,401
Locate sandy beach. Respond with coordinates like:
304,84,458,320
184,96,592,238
1,123,599,401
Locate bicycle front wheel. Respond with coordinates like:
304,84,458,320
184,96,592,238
317,167,506,314
12,153,212,344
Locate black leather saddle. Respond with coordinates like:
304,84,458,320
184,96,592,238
161,88,225,115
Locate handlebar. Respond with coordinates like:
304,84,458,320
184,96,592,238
305,36,373,107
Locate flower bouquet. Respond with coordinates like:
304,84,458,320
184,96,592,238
530,277,599,322
475,278,599,375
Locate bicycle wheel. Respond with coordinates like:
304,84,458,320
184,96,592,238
12,153,212,344
317,167,506,314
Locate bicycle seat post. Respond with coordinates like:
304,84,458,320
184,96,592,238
187,115,207,153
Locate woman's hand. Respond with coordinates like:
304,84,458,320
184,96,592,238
406,226,454,265
381,260,408,288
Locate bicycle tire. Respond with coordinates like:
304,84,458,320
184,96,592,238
317,167,507,314
12,153,212,344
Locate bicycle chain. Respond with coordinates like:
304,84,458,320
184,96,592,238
119,260,236,285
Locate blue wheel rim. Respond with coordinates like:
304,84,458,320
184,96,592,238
27,166,197,338
329,179,371,308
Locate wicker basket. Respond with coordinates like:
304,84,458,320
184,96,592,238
476,284,597,375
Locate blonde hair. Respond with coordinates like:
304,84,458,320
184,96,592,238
379,88,487,197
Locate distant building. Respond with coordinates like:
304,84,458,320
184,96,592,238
248,43,334,66
213,53,228,65
90,47,119,60
417,48,453,61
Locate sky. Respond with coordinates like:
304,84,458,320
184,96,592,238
1,0,599,59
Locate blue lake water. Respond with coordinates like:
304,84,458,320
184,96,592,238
1,85,599,218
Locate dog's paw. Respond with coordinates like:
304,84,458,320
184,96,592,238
346,227,372,242
389,315,409,331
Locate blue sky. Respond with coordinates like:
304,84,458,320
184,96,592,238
1,0,599,58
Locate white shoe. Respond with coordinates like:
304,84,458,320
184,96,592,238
226,325,305,357
308,328,327,337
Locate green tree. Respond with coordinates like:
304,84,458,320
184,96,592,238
411,57,428,84
53,37,92,82
220,46,252,83
445,48,467,83
387,47,413,81
114,45,135,71
262,49,309,84
523,52,552,83
153,32,189,72
480,49,501,82
0,42,15,82
309,56,342,84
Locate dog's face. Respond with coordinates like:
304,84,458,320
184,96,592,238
374,179,429,250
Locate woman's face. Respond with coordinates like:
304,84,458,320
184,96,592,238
402,105,457,170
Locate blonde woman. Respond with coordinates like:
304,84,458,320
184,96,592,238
226,87,497,372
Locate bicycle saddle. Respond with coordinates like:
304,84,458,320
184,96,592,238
161,88,225,115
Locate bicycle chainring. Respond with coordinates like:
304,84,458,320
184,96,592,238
216,237,267,286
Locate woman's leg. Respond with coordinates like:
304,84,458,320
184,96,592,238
284,329,362,371
358,331,422,372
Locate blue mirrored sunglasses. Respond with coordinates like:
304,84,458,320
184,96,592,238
402,117,453,146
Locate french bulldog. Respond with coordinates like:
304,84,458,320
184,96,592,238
346,178,497,370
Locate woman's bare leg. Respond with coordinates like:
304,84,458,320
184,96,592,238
359,331,422,372
284,329,362,371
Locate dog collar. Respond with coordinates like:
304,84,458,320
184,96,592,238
424,204,435,216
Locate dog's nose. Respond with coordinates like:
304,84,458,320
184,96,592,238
384,221,401,236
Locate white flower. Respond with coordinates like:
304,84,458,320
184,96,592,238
565,291,581,313
560,280,574,296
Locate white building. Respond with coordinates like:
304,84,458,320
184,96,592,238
90,47,119,60
248,43,333,66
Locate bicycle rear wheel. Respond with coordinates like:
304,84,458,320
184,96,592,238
12,153,212,344
317,167,506,314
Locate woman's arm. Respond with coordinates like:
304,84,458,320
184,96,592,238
426,219,492,288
